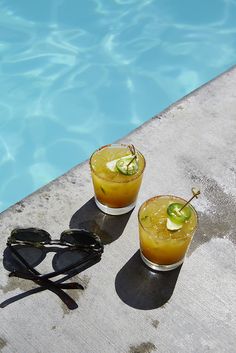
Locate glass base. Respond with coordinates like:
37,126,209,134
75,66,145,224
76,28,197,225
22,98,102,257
140,251,184,271
94,197,136,215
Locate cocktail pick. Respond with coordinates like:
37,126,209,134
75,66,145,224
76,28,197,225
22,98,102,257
179,187,200,212
124,144,138,174
128,144,136,155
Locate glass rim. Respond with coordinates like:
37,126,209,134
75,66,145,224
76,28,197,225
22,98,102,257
138,194,198,240
89,143,146,183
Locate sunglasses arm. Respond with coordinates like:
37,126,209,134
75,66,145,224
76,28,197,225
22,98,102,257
7,245,79,309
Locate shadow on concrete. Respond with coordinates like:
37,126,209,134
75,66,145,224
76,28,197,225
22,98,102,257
69,197,133,245
115,250,181,310
1,243,102,309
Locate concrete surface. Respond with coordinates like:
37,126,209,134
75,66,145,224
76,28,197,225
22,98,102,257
0,66,236,353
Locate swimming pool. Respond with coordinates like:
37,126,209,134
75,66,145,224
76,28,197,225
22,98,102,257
0,0,236,213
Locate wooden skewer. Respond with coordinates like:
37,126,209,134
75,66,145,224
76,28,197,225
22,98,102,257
127,145,137,172
179,188,200,211
126,155,137,172
128,144,136,155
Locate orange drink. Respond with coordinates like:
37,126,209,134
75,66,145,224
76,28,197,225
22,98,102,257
138,195,198,271
90,144,145,215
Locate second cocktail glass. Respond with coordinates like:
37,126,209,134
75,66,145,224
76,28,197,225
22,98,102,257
138,194,198,271
90,144,146,215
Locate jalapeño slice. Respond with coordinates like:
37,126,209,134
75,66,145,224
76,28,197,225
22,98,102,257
116,156,138,175
167,203,191,225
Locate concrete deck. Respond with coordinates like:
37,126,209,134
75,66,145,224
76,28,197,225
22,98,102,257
0,66,236,353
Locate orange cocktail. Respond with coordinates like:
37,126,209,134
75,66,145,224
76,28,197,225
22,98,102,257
138,195,198,271
90,144,145,215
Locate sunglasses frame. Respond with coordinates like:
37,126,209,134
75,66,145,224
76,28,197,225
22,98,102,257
8,228,103,251
5,227,103,310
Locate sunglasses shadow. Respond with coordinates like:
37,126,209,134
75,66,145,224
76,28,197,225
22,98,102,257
69,197,133,245
115,250,181,310
0,252,101,309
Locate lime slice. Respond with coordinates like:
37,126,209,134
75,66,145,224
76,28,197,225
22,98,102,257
116,156,138,175
167,203,191,224
106,155,132,172
166,217,183,231
106,158,120,172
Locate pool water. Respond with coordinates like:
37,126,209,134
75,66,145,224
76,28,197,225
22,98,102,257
0,0,236,212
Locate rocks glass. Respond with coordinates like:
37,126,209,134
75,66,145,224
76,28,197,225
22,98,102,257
90,144,145,215
138,195,198,271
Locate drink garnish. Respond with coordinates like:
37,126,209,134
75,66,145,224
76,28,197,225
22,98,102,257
116,155,138,175
179,188,200,211
128,144,136,155
118,144,138,175
106,144,139,175
106,154,134,172
166,188,200,231
106,156,130,172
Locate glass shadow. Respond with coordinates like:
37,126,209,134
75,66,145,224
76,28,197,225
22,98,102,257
69,197,133,245
115,250,181,310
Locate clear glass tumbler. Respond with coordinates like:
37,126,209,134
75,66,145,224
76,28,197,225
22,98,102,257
138,195,198,271
90,144,146,215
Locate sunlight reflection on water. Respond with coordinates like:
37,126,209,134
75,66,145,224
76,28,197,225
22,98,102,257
0,0,236,212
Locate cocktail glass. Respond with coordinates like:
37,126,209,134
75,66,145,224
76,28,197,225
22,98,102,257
90,144,146,215
138,195,198,271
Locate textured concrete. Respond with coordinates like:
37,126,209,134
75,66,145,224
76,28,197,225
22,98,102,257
0,66,236,353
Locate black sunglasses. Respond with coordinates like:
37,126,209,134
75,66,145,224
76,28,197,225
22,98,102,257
4,228,103,310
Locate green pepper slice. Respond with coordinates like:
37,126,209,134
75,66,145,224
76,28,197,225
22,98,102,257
116,156,138,175
167,203,191,224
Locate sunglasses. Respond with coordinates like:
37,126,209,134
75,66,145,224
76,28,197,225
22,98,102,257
4,228,103,310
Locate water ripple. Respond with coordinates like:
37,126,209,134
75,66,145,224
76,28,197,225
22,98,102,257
0,0,236,211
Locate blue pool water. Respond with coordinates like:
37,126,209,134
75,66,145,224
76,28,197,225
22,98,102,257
0,0,236,212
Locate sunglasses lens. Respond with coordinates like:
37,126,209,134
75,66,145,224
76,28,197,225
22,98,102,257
61,229,102,248
3,246,45,272
52,249,89,273
11,228,50,242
